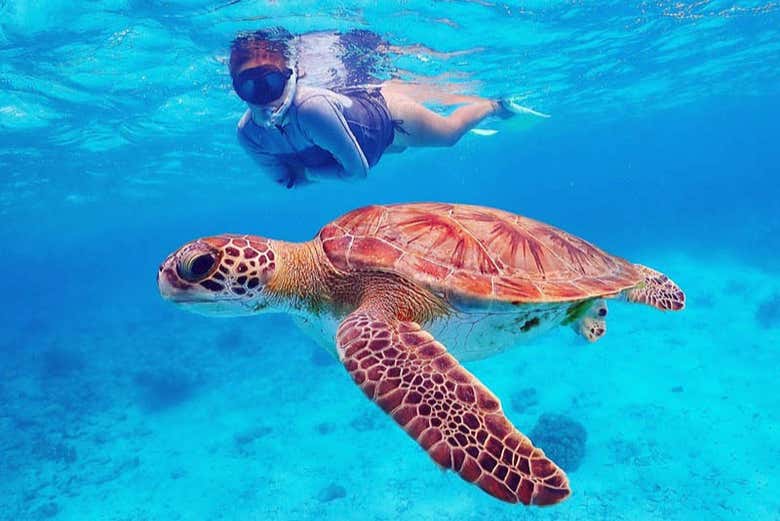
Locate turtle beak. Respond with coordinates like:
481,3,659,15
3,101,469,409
157,256,192,302
157,268,178,301
157,256,229,305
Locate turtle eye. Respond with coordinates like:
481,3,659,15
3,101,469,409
177,252,216,282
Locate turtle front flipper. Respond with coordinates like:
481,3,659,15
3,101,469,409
625,264,686,311
336,305,571,506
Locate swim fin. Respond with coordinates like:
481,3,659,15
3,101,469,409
469,97,550,137
498,97,551,119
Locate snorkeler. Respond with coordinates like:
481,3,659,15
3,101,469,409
231,28,540,188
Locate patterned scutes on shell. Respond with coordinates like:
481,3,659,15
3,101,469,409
317,203,643,304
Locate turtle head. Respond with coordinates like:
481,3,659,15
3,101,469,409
157,234,278,316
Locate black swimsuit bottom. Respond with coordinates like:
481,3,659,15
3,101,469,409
338,89,396,167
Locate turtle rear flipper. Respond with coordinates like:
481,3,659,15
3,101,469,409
625,264,685,311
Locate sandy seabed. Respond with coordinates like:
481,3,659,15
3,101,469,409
2,252,778,521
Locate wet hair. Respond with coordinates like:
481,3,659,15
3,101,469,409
229,27,294,77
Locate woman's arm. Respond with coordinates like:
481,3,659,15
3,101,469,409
296,95,370,180
236,126,306,188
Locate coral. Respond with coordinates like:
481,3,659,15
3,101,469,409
756,293,780,328
530,413,587,472
133,369,199,411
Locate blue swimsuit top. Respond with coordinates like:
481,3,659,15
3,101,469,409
237,86,395,186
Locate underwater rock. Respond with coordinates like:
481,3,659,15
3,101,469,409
89,456,141,486
34,502,59,519
13,416,39,431
233,426,273,447
317,483,346,502
510,387,539,414
756,293,780,328
316,422,336,435
32,439,77,464
234,426,273,457
350,411,383,432
671,385,684,393
530,413,587,472
170,468,188,480
40,347,84,378
133,369,199,412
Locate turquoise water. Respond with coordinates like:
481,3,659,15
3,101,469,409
2,1,779,519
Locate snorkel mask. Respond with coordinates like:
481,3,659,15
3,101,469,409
232,65,293,105
233,64,297,128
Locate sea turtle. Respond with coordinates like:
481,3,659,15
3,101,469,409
157,202,685,506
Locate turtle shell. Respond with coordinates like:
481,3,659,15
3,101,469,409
317,203,642,304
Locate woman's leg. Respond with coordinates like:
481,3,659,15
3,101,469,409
381,85,501,147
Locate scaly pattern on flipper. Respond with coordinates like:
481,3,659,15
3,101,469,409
626,264,685,311
336,309,570,505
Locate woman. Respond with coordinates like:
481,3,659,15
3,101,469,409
231,29,540,188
